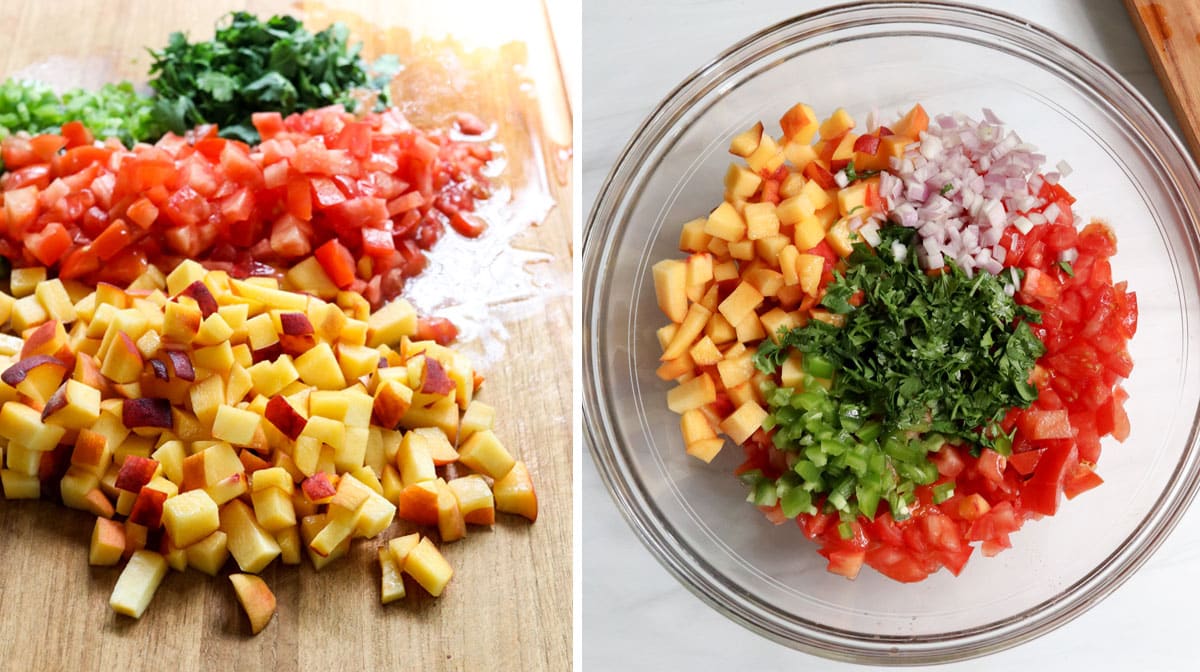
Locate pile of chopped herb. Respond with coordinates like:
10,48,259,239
147,12,400,143
751,226,1044,521
756,226,1044,450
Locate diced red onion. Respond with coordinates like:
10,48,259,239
880,108,1076,276
860,221,882,247
1043,202,1060,224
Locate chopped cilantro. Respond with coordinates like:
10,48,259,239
148,12,400,143
842,161,879,184
1058,260,1075,277
940,183,953,195
755,226,1044,452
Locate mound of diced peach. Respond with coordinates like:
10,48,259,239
0,256,538,626
652,103,929,461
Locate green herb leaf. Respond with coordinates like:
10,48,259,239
1058,260,1075,277
147,12,397,143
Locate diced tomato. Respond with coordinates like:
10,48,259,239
864,545,930,583
1022,443,1078,516
929,445,966,478
286,175,313,221
1008,449,1043,476
976,449,1007,485
758,504,788,525
126,197,159,230
58,245,100,280
0,104,492,344
313,239,357,289
1063,463,1104,500
415,316,458,345
1018,409,1073,440
25,221,71,266
60,120,93,148
824,549,866,579
252,112,285,140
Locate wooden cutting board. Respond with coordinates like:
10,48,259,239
0,2,573,671
1126,0,1200,162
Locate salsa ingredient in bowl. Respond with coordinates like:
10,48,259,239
653,103,1137,582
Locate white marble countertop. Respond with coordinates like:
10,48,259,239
582,1,1197,669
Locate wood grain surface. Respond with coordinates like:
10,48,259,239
1125,0,1200,162
0,2,574,671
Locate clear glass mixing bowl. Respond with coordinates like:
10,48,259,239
583,1,1200,664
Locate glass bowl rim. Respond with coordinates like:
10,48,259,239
582,0,1200,664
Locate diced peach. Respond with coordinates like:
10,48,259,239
448,475,495,526
686,438,726,463
434,478,466,542
717,281,763,329
89,517,126,566
229,574,276,635
780,103,819,144
457,429,515,480
678,217,712,253
704,202,746,242
162,489,220,548
403,537,453,597
652,259,688,324
746,135,784,174
728,121,763,157
186,530,230,576
219,499,281,573
719,400,769,445
379,547,406,604
660,303,711,361
818,108,855,140
724,164,762,200
796,253,824,297
892,103,929,141
396,481,439,525
110,550,168,619
493,461,537,522
743,202,780,241
666,373,717,414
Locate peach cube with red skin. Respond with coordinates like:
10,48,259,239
494,461,537,522
729,121,764,157
449,475,496,526
90,517,126,566
229,574,276,635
